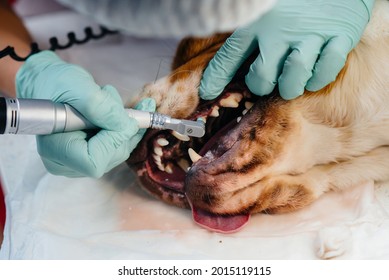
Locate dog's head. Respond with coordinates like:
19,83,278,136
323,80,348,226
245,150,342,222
128,34,348,233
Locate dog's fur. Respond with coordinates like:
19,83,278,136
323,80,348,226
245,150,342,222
130,0,389,218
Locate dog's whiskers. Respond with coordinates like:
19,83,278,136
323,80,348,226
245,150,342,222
167,69,196,79
154,59,164,84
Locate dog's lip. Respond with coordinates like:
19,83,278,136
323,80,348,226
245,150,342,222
198,115,241,157
184,110,253,233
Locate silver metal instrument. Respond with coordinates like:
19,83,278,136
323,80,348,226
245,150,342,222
0,97,205,137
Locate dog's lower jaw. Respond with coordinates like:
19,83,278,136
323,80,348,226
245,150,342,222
185,161,319,216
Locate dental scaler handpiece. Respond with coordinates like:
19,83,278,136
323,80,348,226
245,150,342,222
0,97,205,138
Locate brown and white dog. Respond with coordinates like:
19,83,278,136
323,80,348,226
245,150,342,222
128,0,389,233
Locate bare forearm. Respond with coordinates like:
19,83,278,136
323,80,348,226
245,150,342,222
0,1,32,97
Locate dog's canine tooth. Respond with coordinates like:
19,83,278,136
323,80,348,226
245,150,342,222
153,154,162,163
165,164,173,174
177,158,190,172
231,92,243,100
172,131,190,141
210,106,220,117
157,138,169,146
245,101,254,110
154,146,163,156
242,109,249,115
188,148,202,163
220,93,242,108
237,116,242,123
156,162,165,172
220,98,239,108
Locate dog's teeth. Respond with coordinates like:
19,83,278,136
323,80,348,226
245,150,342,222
172,131,190,142
177,158,190,172
231,92,243,100
242,109,249,115
153,154,162,163
156,162,165,172
220,98,239,108
154,146,163,156
237,116,242,123
188,148,202,163
245,101,254,110
165,164,173,174
210,106,220,117
157,138,169,146
220,93,242,108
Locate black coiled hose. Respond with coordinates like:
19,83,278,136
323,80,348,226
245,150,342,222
0,26,118,61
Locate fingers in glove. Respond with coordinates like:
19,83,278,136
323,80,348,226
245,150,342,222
306,36,351,92
200,28,256,100
245,42,289,96
278,37,323,100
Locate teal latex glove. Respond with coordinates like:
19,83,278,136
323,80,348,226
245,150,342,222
200,0,375,100
16,51,156,178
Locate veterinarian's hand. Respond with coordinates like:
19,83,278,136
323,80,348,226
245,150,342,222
16,50,156,177
200,0,375,100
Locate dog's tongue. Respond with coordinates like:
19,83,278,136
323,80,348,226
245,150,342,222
191,207,250,233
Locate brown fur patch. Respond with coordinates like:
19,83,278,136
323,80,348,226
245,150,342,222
232,97,291,174
172,34,231,70
258,182,314,214
169,34,230,83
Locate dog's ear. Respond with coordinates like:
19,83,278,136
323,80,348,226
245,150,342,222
171,33,231,70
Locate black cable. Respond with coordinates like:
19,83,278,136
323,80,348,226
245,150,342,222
0,26,118,61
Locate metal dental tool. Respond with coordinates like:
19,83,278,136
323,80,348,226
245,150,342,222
0,97,205,137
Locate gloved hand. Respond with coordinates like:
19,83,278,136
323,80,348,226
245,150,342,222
200,0,375,100
16,50,156,178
